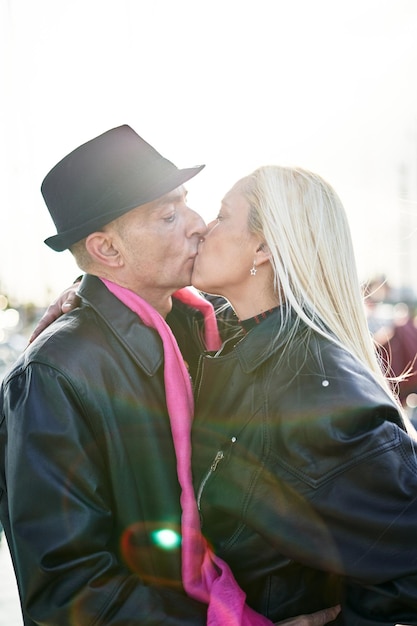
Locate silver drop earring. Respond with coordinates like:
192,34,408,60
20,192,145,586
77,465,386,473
250,261,257,276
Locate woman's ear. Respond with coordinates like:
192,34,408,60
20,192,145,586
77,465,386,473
255,242,271,267
85,231,123,267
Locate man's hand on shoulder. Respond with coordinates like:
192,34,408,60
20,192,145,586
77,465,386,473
29,281,82,343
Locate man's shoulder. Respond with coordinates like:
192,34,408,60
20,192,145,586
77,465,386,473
3,306,104,379
2,295,163,391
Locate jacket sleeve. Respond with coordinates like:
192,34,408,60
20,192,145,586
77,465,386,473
0,364,207,626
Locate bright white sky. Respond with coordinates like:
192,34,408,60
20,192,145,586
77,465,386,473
1,0,417,305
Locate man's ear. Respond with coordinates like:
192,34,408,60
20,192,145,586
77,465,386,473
85,231,123,267
254,242,271,267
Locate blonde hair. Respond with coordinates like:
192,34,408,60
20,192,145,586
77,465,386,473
234,165,396,398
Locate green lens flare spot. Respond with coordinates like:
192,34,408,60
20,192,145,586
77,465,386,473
151,528,181,550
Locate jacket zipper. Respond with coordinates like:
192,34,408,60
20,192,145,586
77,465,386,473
197,450,224,511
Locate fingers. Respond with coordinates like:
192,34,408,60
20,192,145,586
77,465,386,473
28,305,62,343
308,605,341,626
275,604,341,626
28,285,81,344
61,291,80,313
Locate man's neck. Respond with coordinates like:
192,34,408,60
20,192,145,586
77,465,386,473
92,268,176,318
144,294,173,319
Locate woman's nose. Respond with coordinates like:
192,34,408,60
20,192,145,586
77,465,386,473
207,219,219,235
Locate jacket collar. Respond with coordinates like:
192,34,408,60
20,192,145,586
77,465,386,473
78,274,164,376
234,308,296,373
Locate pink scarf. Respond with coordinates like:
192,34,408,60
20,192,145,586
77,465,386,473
102,279,272,626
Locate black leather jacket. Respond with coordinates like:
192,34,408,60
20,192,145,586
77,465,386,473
192,311,417,625
0,275,211,626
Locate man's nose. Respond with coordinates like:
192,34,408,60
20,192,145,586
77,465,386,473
188,209,207,237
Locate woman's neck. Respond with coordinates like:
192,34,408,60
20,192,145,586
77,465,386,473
228,289,279,322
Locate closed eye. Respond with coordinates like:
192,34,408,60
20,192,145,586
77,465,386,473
163,213,176,223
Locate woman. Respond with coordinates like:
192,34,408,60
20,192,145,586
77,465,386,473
190,166,417,624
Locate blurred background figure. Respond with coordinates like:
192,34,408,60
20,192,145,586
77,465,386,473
364,276,417,427
380,302,417,427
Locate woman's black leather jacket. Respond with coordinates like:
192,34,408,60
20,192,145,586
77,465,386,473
192,312,417,625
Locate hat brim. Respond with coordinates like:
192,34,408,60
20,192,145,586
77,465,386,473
44,164,205,252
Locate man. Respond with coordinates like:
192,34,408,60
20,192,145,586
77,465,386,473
0,125,339,626
0,125,212,625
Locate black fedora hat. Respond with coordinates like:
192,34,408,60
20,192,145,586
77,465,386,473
42,125,205,251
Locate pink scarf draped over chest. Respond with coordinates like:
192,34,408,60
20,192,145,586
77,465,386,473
102,279,272,625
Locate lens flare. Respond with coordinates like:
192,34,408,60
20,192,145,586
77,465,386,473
151,528,181,550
